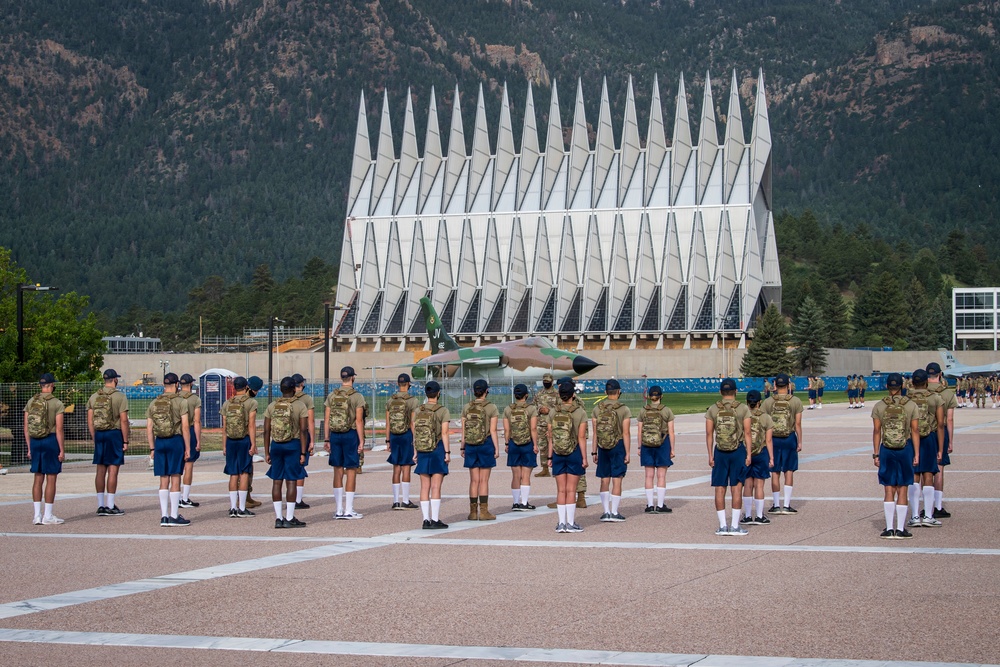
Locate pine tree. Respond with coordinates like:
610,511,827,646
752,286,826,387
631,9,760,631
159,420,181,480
820,282,850,348
851,271,912,348
741,303,793,377
791,296,829,374
905,278,939,350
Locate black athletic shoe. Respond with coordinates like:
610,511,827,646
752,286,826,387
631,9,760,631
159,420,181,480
107,506,125,516
275,518,289,529
521,503,536,510
178,499,200,508
400,501,419,510
656,505,673,514
160,516,171,527
431,520,449,529
896,529,914,539
228,508,239,518
767,505,782,514
880,529,895,539
295,501,311,510
933,508,951,519
644,505,656,513
512,503,524,511
739,514,754,525
97,506,109,516
391,502,403,510
286,517,307,528
782,506,798,514
422,520,433,529
237,509,255,517
754,515,770,525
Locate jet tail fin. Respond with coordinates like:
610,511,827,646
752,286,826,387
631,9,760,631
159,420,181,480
938,348,959,369
420,297,460,352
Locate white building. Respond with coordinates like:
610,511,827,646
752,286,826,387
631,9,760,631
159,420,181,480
953,287,1000,350
335,72,780,351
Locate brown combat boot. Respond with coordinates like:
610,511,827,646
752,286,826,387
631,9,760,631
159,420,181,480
576,491,587,509
478,496,496,520
547,501,558,509
468,498,479,521
534,465,551,477
245,496,262,509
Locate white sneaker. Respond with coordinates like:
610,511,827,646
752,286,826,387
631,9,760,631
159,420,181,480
32,516,42,525
42,515,65,525
251,454,265,463
147,457,155,470
921,514,942,527
342,511,364,520
907,516,922,528
555,522,567,533
715,527,730,536
729,524,748,536
0,467,7,475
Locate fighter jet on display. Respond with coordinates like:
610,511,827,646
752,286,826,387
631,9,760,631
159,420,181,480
938,349,1000,377
409,297,600,382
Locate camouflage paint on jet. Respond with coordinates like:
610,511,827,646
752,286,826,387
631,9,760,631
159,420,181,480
411,298,600,382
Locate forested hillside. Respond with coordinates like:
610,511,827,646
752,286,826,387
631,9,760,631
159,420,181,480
1,0,998,316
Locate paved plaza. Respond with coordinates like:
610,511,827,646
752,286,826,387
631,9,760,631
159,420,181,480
1,405,998,667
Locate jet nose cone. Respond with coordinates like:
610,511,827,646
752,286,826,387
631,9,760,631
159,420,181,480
572,355,600,376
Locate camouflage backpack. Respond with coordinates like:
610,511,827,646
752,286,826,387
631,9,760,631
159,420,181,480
150,393,181,438
26,394,55,439
639,404,665,448
413,403,442,453
908,389,936,438
270,397,295,443
770,394,793,438
881,396,909,449
464,400,489,445
328,388,355,434
92,387,119,431
508,403,531,445
550,405,577,456
714,400,741,452
225,394,252,440
386,394,411,435
594,400,622,450
749,407,767,455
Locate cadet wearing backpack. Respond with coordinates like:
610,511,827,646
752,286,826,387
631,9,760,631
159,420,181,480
386,373,420,510
706,378,752,536
461,379,500,521
548,381,588,533
291,374,315,510
503,383,539,511
145,373,192,527
763,373,804,515
806,376,817,410
926,362,956,519
859,375,868,407
546,378,590,510
815,376,825,409
637,385,675,514
221,376,258,518
740,390,774,526
87,369,129,517
591,379,632,523
177,374,202,509
533,373,559,477
264,377,309,529
25,373,66,526
905,369,945,529
324,366,368,520
872,373,920,539
413,380,450,529
847,375,858,408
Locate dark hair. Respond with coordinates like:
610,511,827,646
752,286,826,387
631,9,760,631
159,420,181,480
558,384,574,400
473,387,487,398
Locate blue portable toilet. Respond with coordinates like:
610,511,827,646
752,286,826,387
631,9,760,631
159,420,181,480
199,368,238,428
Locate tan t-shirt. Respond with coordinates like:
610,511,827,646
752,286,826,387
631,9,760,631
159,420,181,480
749,408,774,455
638,402,675,432
705,398,752,447
502,402,538,444
294,390,315,412
86,387,129,430
908,388,944,434
931,382,958,411
762,393,804,419
178,391,201,431
324,387,368,432
24,393,65,436
145,392,186,437
387,391,421,421
220,394,257,436
264,397,309,441
871,395,919,447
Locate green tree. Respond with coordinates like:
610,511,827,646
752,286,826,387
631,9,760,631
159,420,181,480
741,303,793,377
850,271,912,348
820,282,851,348
0,248,105,382
790,296,828,374
905,278,939,350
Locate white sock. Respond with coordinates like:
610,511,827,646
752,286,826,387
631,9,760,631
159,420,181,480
610,495,621,514
33,501,42,518
44,503,54,520
181,484,191,502
273,501,283,519
229,491,238,510
755,499,765,518
285,501,295,521
656,487,666,507
106,493,115,509
909,483,921,518
717,509,727,529
392,484,401,503
345,491,355,514
334,487,344,514
783,485,793,507
600,491,610,513
420,500,430,521
731,508,741,528
884,501,896,530
96,493,105,509
512,488,521,503
934,490,943,510
158,490,169,517
923,485,934,518
896,505,908,531
238,490,248,511
296,487,304,503
430,498,441,521
772,491,780,507
557,504,567,524
169,491,181,518
645,488,655,506
520,485,531,505
401,482,411,503
742,496,752,517
566,503,576,525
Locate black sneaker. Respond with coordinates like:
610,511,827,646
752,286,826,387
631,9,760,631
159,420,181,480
880,529,895,539
391,502,403,510
170,515,191,527
767,505,782,514
97,506,109,516
107,506,125,516
160,516,171,527
933,507,951,519
178,499,200,508
739,515,754,525
275,518,289,529
237,509,255,517
782,506,798,514
431,520,449,529
754,515,770,525
896,529,914,539
286,517,307,528
228,508,239,518
644,505,656,513
295,501,311,510
512,503,524,511
422,520,433,529
655,505,673,514
521,503,536,510
400,501,419,510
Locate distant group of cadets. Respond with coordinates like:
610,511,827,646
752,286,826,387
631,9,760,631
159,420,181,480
21,362,960,540
846,374,868,408
954,375,999,409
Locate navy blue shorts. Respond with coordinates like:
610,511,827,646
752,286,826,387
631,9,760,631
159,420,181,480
860,389,866,398
415,441,448,476
914,433,940,475
747,449,771,479
878,444,914,487
185,426,200,463
551,447,585,477
940,429,951,467
267,438,306,481
506,441,537,468
770,433,799,473
93,429,125,467
808,390,817,400
328,430,361,469
224,436,253,476
153,435,185,477
848,390,858,399
388,431,415,467
463,436,498,469
29,434,61,475
639,438,672,468
711,445,747,487
596,439,627,478
817,389,824,397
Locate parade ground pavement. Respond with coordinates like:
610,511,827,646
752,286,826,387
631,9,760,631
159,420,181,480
1,403,999,667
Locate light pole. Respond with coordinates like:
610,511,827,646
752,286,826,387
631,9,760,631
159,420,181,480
268,316,285,402
17,283,59,364
323,300,346,398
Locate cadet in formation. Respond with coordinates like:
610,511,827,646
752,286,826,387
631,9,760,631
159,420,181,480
25,373,66,525
221,376,257,517
291,374,315,510
593,379,631,522
763,373,803,514
504,383,539,511
385,373,420,510
264,377,309,528
87,369,129,516
461,379,500,521
324,366,368,520
413,380,449,529
905,369,945,529
636,385,675,514
146,373,191,527
926,362,955,519
548,380,588,533
177,374,202,509
872,373,919,539
740,390,774,526
706,378,752,536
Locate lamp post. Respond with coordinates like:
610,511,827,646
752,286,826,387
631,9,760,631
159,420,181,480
268,316,285,402
17,283,59,364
